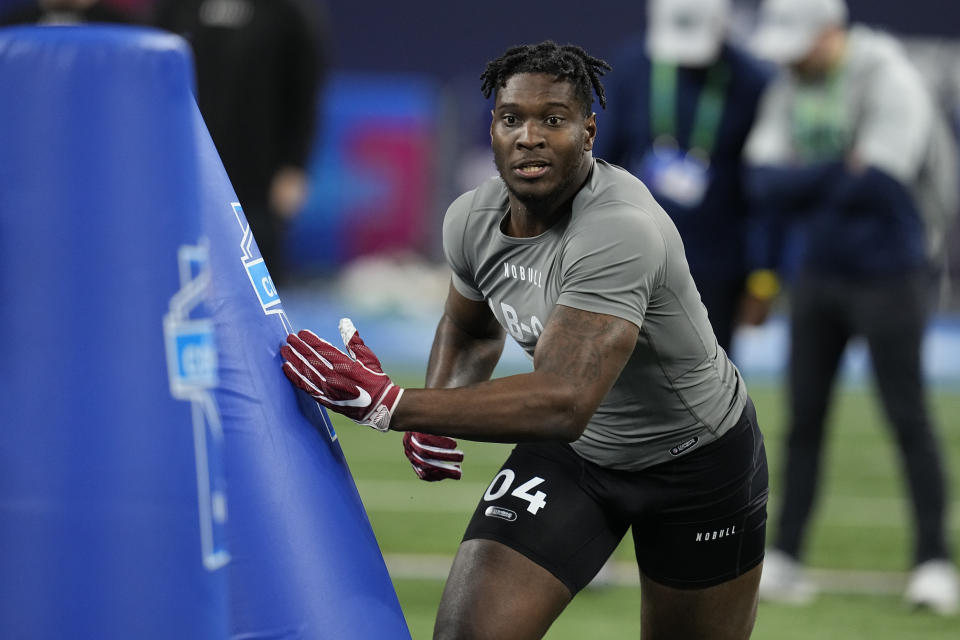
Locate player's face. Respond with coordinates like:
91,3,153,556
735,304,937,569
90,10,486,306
490,73,596,211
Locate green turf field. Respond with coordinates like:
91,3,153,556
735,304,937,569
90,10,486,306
331,379,960,639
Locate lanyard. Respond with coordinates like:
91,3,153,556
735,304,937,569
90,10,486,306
650,60,730,157
790,65,849,162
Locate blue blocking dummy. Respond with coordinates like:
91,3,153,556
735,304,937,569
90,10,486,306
0,25,409,640
0,27,228,639
194,106,411,640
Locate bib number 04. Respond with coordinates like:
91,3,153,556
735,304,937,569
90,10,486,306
483,469,547,515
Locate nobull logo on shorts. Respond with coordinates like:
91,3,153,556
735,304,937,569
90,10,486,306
695,525,738,542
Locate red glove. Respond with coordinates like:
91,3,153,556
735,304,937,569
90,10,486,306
281,318,403,432
403,432,464,481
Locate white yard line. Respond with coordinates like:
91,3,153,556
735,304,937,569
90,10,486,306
382,554,909,595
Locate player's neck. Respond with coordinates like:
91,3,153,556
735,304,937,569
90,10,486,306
503,202,565,237
503,161,592,237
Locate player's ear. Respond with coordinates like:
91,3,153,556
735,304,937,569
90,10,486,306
583,112,597,151
490,109,495,141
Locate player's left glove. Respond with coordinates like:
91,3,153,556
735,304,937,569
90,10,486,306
281,318,403,432
403,432,464,481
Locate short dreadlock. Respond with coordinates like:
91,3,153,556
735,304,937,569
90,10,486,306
480,41,612,116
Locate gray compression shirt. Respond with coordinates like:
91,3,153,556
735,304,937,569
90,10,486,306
443,159,747,470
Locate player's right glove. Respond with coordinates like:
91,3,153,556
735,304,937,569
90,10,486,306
281,319,403,432
402,432,464,481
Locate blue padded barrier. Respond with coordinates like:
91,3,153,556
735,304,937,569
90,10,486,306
0,24,410,639
193,90,411,640
0,26,228,639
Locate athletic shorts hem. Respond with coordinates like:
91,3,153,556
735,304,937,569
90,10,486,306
461,532,582,595
642,551,765,590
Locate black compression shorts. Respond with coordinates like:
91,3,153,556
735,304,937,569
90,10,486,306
462,398,768,593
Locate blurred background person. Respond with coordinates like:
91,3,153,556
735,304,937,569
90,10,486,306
743,0,959,614
0,0,130,24
595,0,773,357
153,0,327,286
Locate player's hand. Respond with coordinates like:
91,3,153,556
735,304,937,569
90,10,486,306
269,166,308,220
403,432,463,481
739,270,779,326
281,318,403,432
738,293,774,327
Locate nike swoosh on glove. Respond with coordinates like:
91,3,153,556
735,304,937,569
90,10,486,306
403,432,464,481
281,318,403,432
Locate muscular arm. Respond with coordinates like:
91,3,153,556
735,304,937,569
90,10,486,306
424,282,506,389
392,302,639,443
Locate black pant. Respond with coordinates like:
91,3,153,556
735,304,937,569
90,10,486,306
774,271,950,565
464,399,768,593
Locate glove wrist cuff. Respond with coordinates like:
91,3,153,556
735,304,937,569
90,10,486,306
363,385,403,432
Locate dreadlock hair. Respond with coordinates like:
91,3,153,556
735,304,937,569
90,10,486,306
480,41,612,116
